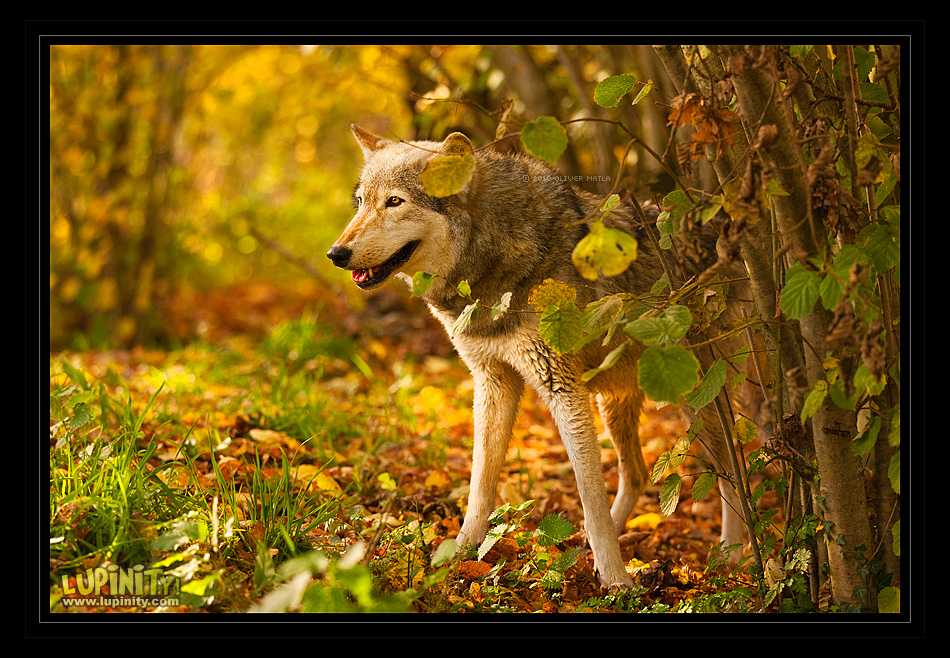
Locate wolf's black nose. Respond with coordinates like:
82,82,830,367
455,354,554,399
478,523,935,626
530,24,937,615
326,245,352,268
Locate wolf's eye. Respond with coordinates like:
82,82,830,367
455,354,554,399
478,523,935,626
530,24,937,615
355,196,362,207
386,196,404,207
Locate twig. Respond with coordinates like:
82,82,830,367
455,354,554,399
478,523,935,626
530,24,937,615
248,226,346,300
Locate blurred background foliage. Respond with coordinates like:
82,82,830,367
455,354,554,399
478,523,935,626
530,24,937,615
49,44,681,350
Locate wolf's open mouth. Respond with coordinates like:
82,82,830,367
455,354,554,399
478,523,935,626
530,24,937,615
352,240,421,290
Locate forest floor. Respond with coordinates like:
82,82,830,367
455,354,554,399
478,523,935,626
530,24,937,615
48,279,774,616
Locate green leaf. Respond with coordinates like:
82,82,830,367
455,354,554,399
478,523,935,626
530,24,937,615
457,280,472,298
593,74,639,108
875,171,898,208
888,449,900,494
411,271,437,297
491,291,512,320
638,344,700,403
582,294,626,334
625,304,693,346
764,178,789,196
659,473,683,517
477,527,504,561
572,220,638,281
667,434,692,470
594,73,637,107
181,573,219,597
878,586,900,613
653,420,701,483
851,415,881,456
549,546,584,574
692,471,718,503
538,566,568,589
780,262,821,320
599,194,621,213
582,341,627,382
854,362,886,397
66,401,93,431
539,302,585,354
520,116,568,163
685,358,726,411
820,244,869,312
888,403,900,447
661,189,693,218
801,380,827,422
150,519,208,551
419,152,475,197
630,80,654,106
451,301,479,337
60,359,89,390
864,223,900,275
733,416,758,444
431,538,457,567
535,514,577,547
651,451,671,484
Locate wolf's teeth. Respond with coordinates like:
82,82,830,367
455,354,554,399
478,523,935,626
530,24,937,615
352,267,377,284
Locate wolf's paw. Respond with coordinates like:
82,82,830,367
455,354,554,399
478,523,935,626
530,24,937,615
594,563,634,591
456,523,487,552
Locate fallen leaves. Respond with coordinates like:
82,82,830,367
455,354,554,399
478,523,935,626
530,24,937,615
50,281,763,614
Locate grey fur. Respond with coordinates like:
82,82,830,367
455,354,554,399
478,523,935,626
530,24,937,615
328,125,753,589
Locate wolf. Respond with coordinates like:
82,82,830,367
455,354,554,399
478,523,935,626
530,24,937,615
327,125,752,590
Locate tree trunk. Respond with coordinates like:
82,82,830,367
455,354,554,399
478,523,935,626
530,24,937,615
653,44,875,608
723,44,873,609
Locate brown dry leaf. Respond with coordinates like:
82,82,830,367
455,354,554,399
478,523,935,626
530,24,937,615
247,521,266,544
667,92,740,161
458,560,492,580
483,536,520,564
440,516,461,537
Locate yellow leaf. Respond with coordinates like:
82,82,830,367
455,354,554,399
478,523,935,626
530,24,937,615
624,558,649,574
424,469,451,489
419,153,475,198
571,220,638,281
248,428,301,450
528,278,577,309
414,385,446,415
291,464,342,495
627,512,662,531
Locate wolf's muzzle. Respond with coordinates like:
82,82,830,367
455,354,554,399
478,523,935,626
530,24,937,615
326,245,352,268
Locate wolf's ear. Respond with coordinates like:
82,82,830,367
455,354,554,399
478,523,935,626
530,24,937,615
439,132,473,156
351,124,392,159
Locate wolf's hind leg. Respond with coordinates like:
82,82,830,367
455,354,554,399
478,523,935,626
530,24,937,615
456,361,523,549
597,391,648,536
691,403,747,563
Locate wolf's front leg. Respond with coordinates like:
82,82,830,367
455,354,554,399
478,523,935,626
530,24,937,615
549,391,634,591
456,362,524,550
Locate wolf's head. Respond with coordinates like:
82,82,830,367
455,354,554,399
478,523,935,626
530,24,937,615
326,125,470,291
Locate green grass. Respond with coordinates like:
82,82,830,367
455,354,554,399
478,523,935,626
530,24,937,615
47,317,442,612
48,314,768,614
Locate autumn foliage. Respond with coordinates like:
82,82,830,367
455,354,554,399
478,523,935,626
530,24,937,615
47,42,908,619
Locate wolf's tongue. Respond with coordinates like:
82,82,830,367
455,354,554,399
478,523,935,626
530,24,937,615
352,268,372,283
